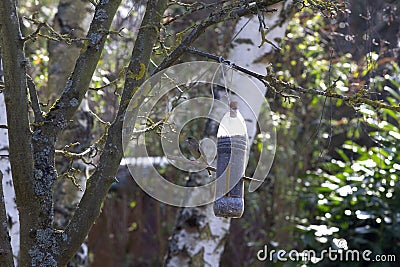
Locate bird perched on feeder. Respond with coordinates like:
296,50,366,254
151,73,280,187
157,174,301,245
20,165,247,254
186,136,212,175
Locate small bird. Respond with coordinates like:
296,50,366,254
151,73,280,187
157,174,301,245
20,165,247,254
186,136,211,175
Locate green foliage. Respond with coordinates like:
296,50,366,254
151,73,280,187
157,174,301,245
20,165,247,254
296,84,400,266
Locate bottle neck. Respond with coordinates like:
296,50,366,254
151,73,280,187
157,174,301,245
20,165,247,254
229,101,238,118
230,108,237,118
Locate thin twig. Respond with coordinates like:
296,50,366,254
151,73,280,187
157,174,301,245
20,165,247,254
87,108,109,125
131,118,165,135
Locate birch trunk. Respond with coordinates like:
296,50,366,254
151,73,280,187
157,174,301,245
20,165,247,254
165,1,293,266
0,55,19,266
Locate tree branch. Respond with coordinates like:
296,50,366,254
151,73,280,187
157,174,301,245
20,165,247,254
153,0,282,74
26,75,43,123
57,0,169,265
43,0,122,136
185,47,400,112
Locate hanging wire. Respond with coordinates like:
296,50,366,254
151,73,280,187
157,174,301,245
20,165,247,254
228,17,253,48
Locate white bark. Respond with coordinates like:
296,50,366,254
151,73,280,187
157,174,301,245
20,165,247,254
166,1,293,266
0,79,20,265
166,204,230,267
230,1,292,141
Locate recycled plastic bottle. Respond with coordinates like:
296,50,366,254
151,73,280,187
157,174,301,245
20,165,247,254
213,101,248,218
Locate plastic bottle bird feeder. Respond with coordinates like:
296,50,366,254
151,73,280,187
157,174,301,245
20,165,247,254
213,101,248,218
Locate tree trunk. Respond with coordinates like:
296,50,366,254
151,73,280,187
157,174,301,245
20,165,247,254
0,53,17,267
165,1,293,266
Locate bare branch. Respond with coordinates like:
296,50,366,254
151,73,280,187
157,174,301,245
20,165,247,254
87,108,109,125
22,16,85,45
265,75,400,112
54,130,109,168
43,0,122,136
87,0,98,7
21,19,47,43
26,75,43,123
131,115,170,135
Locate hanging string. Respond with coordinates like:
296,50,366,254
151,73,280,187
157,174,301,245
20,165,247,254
220,57,231,106
208,16,253,114
210,57,233,116
204,17,253,118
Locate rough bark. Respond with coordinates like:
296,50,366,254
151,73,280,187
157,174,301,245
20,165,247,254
31,0,121,264
1,0,120,265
